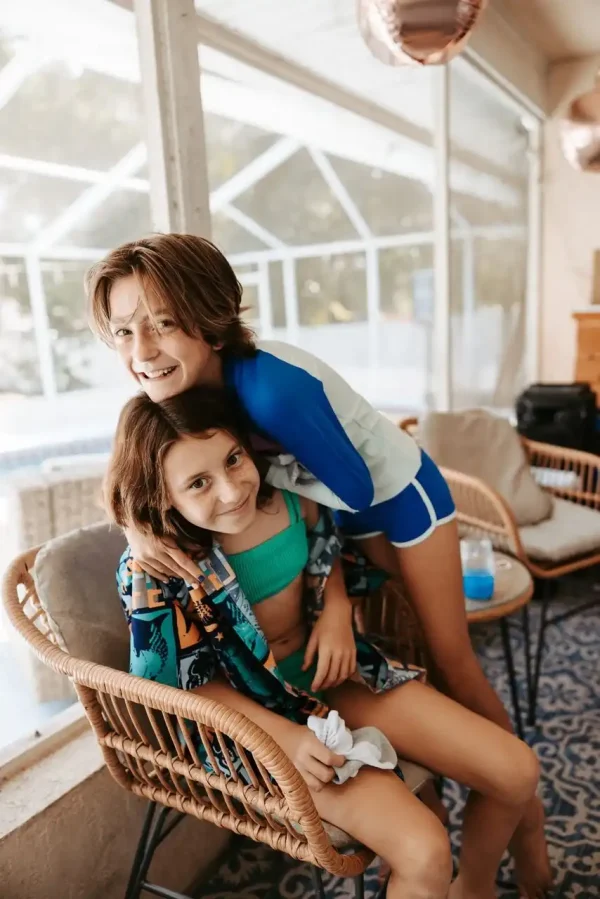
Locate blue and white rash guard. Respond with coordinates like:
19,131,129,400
224,340,421,514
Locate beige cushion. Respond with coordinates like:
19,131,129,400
419,410,553,527
33,522,129,670
519,498,600,563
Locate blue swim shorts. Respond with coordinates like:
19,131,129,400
335,450,456,547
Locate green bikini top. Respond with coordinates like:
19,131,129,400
227,490,308,605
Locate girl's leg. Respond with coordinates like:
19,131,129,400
310,766,453,899
356,527,552,898
419,779,449,826
326,679,540,899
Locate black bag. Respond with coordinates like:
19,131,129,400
515,383,597,452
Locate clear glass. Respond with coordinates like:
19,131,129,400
204,113,277,191
64,191,151,249
460,537,495,601
0,258,42,397
0,6,149,400
201,45,435,413
449,60,530,412
0,1,147,753
42,261,132,393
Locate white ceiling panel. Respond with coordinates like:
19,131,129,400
497,0,600,62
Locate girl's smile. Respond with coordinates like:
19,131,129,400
163,430,261,536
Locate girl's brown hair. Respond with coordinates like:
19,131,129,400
105,386,272,551
86,233,256,356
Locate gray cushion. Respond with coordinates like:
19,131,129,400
519,498,600,563
33,522,129,671
419,409,554,527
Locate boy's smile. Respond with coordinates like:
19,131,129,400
108,273,223,402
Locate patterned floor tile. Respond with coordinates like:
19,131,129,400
198,575,600,898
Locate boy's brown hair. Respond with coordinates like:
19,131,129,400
105,386,272,551
86,233,256,356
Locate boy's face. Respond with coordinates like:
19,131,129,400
108,274,222,402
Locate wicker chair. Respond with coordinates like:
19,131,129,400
400,416,600,727
2,531,431,899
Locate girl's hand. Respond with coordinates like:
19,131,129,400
278,722,345,792
302,601,357,692
124,526,202,584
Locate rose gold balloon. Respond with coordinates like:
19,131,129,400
358,0,488,67
560,80,600,172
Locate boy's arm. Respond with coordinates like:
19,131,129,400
303,497,353,613
229,349,374,512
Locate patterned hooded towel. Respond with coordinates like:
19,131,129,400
117,506,424,726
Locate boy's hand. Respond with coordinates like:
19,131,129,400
302,601,357,692
124,527,202,584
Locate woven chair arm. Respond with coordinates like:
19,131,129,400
3,548,358,870
398,416,419,437
524,438,600,509
440,466,525,560
3,554,303,783
84,665,299,771
81,663,353,869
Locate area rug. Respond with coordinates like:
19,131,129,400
197,573,600,898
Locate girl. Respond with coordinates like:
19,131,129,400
105,385,539,899
87,233,551,897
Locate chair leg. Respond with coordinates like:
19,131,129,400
528,584,551,728
128,807,172,899
310,866,326,899
353,874,365,899
499,617,524,740
124,802,157,899
521,603,533,714
373,871,390,898
310,868,366,899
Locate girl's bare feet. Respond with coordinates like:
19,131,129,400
510,796,553,897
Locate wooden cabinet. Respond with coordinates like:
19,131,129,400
574,311,600,401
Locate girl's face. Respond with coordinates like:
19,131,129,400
109,274,222,402
163,430,261,536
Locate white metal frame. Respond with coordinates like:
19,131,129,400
461,46,545,123
433,65,452,411
134,0,211,235
525,119,543,385
0,1,543,414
